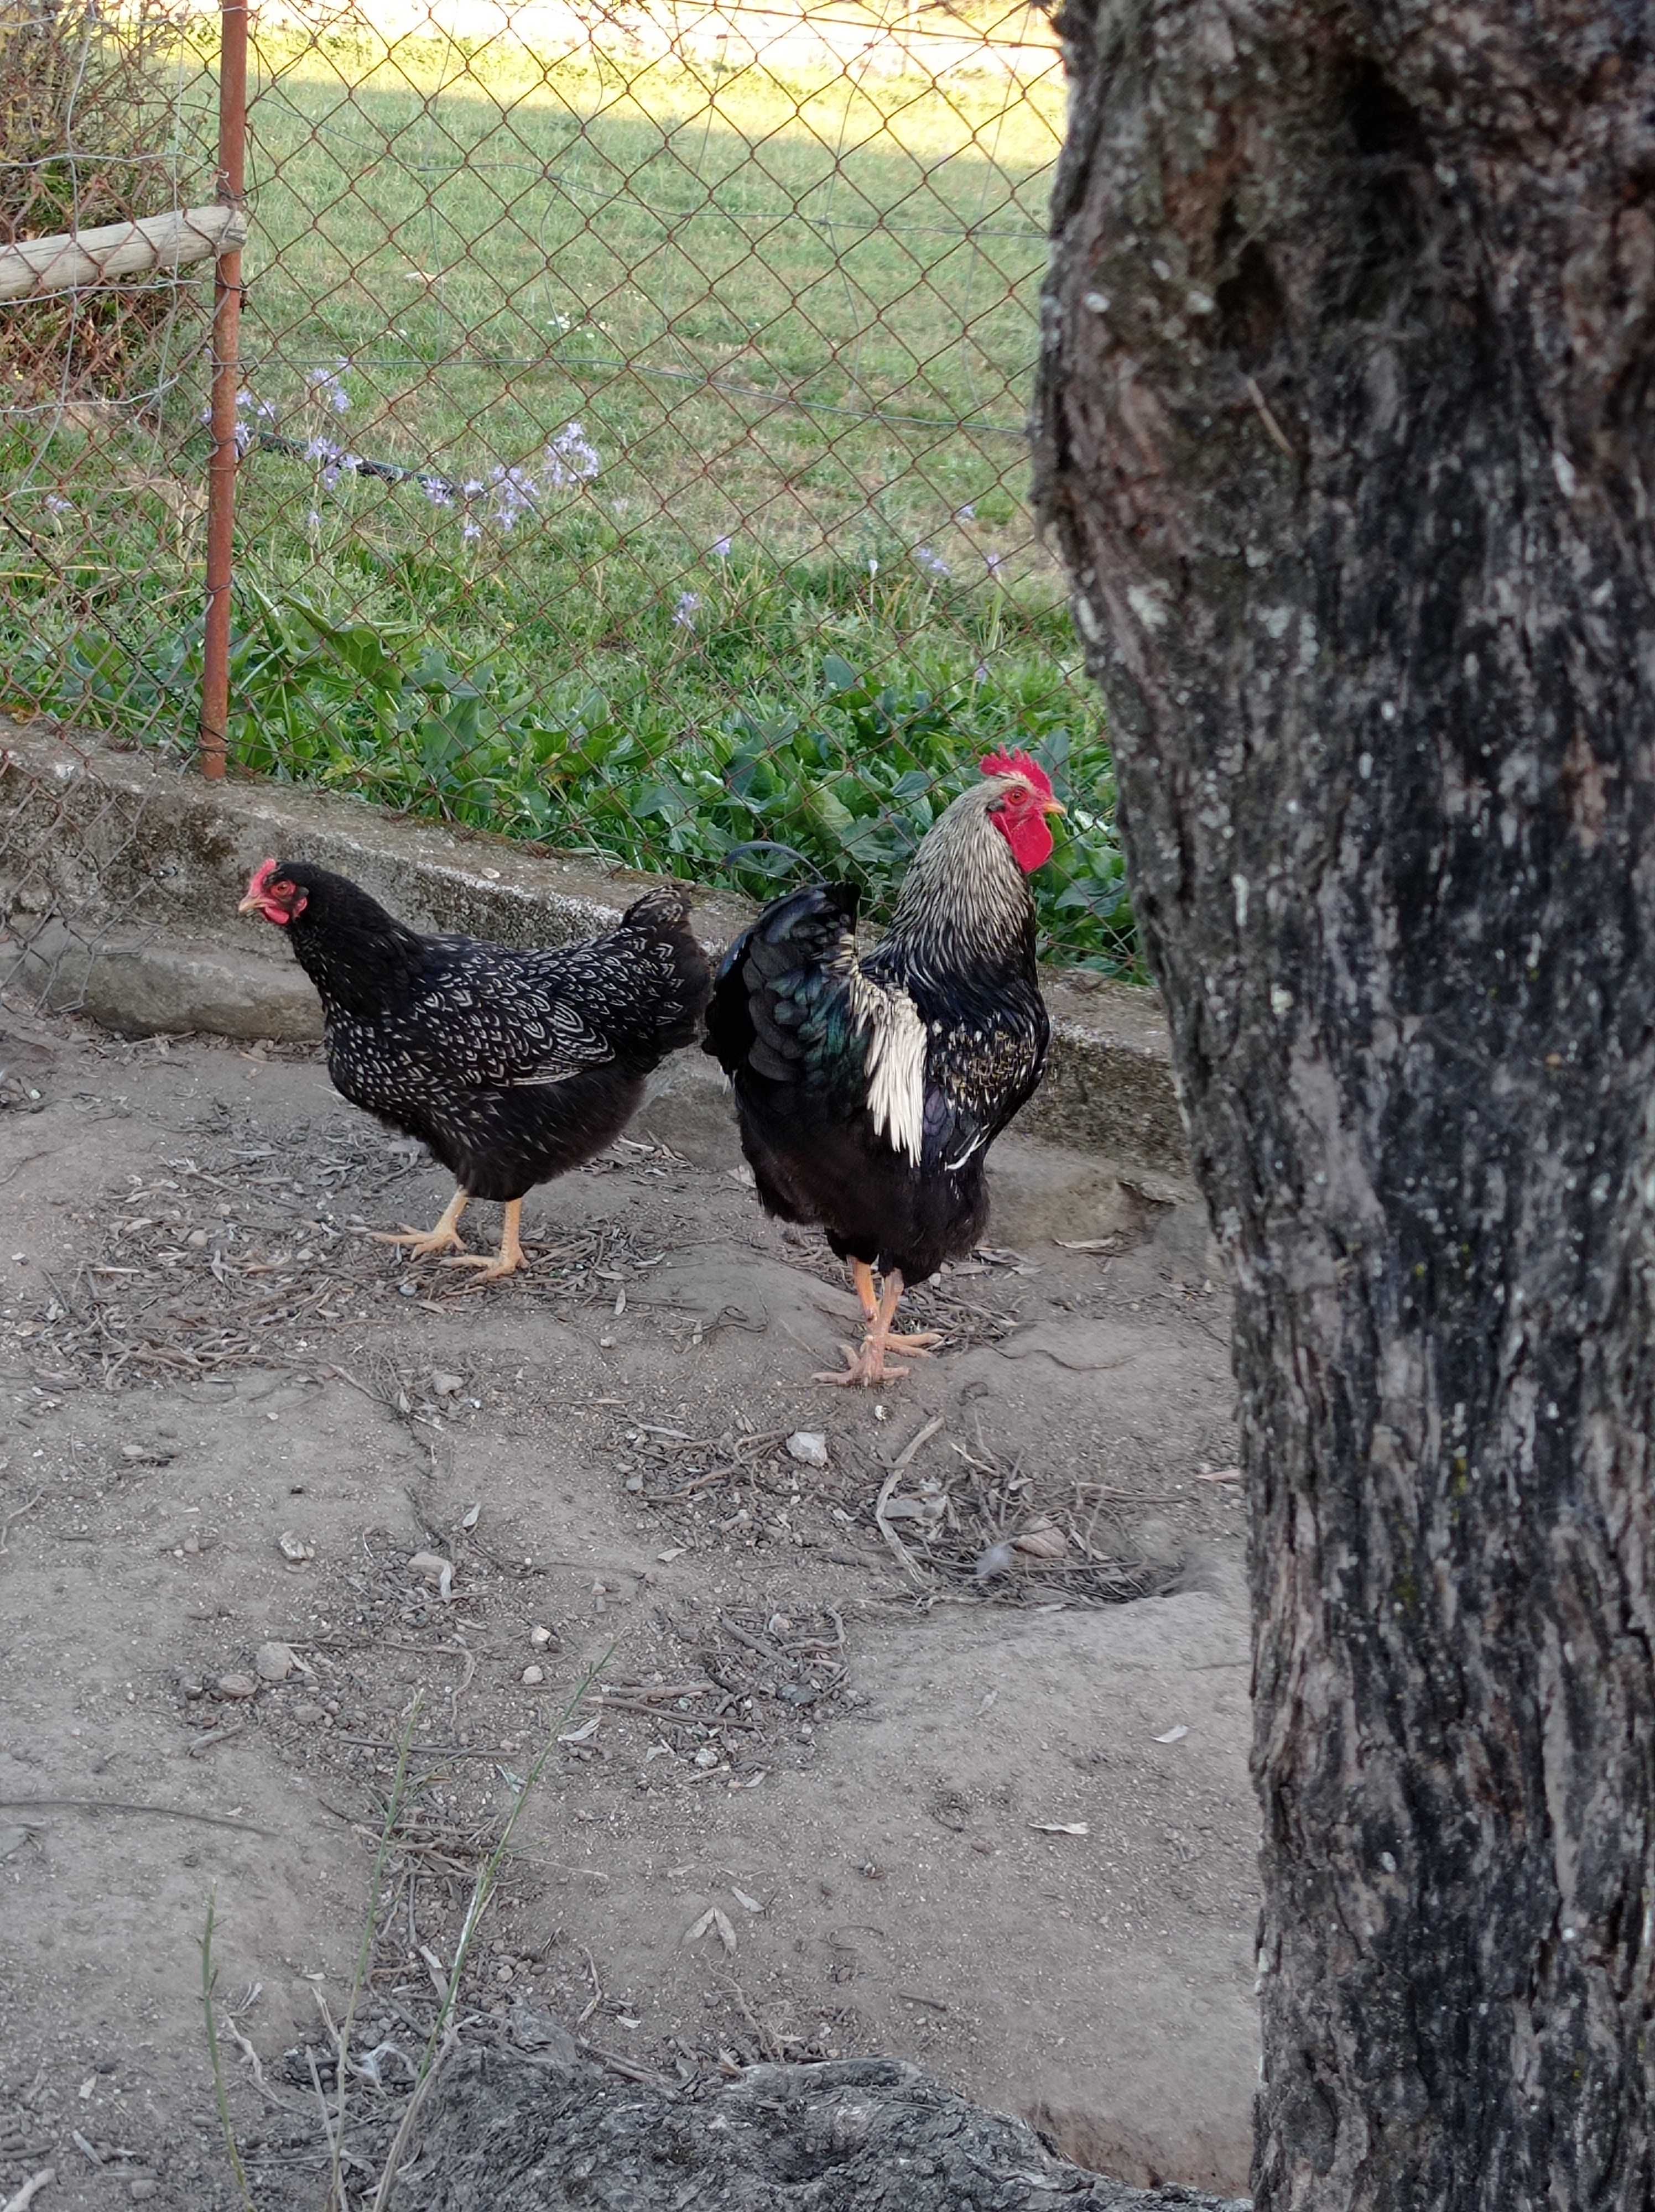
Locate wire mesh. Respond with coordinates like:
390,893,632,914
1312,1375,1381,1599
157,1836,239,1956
0,0,220,1005
3,0,1137,998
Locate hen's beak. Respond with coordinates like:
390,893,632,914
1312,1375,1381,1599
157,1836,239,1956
237,891,265,915
1041,797,1066,818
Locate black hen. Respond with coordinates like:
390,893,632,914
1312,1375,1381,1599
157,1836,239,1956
241,860,710,1281
705,753,1058,1383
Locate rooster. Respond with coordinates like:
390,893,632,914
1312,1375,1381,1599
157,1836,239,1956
239,861,711,1282
705,752,1061,1384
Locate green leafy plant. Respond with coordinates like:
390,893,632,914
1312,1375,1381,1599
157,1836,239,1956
13,571,1137,973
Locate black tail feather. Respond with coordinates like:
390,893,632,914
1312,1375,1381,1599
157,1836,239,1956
704,882,858,1077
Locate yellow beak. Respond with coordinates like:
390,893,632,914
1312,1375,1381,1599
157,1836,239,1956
237,891,265,915
1042,797,1066,818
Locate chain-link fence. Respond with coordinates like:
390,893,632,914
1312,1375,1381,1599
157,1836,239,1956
2,0,1135,998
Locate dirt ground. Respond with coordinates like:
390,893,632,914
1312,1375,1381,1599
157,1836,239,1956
0,1009,1257,2211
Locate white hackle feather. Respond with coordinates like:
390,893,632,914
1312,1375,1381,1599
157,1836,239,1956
852,975,927,1165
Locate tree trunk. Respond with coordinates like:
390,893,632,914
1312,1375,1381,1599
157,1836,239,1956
1033,7,1655,2209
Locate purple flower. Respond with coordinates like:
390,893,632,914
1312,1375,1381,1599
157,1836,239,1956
712,535,732,559
306,359,352,417
673,591,702,629
45,493,71,514
955,504,976,522
420,476,453,508
487,462,541,529
914,545,951,581
306,508,322,532
985,549,1005,576
462,516,482,543
545,418,601,484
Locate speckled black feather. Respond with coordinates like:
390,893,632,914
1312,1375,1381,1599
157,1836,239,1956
705,834,1049,1285
269,864,711,1202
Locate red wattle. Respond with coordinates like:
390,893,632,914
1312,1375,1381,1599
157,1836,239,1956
1001,811,1054,874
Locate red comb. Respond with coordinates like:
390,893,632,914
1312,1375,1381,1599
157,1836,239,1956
979,750,1053,798
244,858,278,897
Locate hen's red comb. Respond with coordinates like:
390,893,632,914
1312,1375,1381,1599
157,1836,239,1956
244,858,278,900
979,750,1053,798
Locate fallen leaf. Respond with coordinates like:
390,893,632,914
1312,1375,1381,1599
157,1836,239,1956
730,1886,763,1913
1153,1725,1189,1745
460,1503,481,1530
559,1715,600,1745
1011,1521,1068,1560
408,1549,454,1601
1194,1467,1243,1485
711,1908,737,1954
1029,1821,1089,1837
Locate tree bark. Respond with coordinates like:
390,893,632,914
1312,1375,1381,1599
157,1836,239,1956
1033,6,1655,2209
389,2045,1247,2212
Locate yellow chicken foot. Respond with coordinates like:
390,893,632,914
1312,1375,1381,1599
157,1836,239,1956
814,1271,942,1386
851,1259,879,1324
369,1188,470,1261
443,1198,528,1286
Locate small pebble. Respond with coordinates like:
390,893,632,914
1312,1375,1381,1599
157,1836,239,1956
130,2185,158,2204
255,1640,295,1683
529,1626,553,1649
521,1665,544,1686
292,1702,324,1726
431,1371,464,1397
186,1229,209,1248
495,1961,514,1984
623,1474,644,1494
785,1431,829,1469
216,1673,257,1701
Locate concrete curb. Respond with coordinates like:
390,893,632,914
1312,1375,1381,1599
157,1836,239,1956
1,718,1191,1182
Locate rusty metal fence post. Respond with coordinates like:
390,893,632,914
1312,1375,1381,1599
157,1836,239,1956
199,0,248,780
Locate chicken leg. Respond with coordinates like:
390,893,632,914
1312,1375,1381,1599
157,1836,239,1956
443,1198,528,1285
816,1267,943,1387
369,1187,470,1261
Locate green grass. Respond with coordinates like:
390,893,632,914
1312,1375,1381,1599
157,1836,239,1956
0,15,1138,972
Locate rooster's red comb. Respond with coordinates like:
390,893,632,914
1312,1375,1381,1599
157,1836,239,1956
979,750,1053,798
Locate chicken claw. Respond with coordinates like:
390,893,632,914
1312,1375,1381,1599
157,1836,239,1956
441,1199,526,1287
813,1269,940,1386
814,1340,913,1387
369,1189,470,1260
